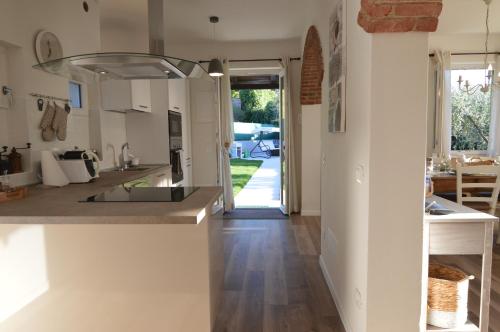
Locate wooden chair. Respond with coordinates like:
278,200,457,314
456,164,500,244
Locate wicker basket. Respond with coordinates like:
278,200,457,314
427,263,474,329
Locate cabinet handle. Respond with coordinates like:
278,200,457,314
138,105,149,109
174,106,180,110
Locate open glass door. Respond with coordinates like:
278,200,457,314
279,73,289,214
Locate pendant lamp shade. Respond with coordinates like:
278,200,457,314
208,58,224,77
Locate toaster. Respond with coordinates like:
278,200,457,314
58,150,100,183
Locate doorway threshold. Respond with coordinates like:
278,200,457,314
223,208,288,220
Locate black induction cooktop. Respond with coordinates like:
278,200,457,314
81,186,199,203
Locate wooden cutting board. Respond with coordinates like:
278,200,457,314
0,187,28,203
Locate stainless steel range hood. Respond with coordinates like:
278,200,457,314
33,0,209,82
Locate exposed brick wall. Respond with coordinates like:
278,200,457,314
358,0,443,33
301,26,324,106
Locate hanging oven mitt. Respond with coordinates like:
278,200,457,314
39,102,56,141
52,102,69,141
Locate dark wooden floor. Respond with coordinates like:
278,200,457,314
213,215,346,332
433,241,500,332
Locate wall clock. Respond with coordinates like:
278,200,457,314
34,30,63,64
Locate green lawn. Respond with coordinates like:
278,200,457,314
230,158,263,196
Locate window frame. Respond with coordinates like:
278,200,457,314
448,65,495,156
69,81,83,109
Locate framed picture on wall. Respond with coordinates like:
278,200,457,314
329,0,347,133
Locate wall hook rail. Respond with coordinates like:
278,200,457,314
29,92,70,103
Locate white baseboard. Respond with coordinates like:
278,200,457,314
301,209,321,216
319,255,353,332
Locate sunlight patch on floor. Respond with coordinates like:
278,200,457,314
0,225,49,323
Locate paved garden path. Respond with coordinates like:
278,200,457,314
234,156,281,208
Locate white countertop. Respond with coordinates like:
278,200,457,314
0,165,223,225
425,195,498,224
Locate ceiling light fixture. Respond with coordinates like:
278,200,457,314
208,59,224,77
457,0,495,95
208,16,224,77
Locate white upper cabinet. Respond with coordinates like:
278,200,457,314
101,80,152,113
168,79,187,113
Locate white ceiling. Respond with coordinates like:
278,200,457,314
99,0,309,43
437,0,500,34
100,0,500,42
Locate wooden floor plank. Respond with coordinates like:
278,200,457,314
224,230,251,291
293,225,318,256
247,232,266,272
214,216,345,332
239,271,265,332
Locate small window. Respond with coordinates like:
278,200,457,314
450,69,493,152
69,81,82,109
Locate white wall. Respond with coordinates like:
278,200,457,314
429,33,500,52
97,10,149,169
190,78,219,186
306,1,371,330
0,0,101,185
301,105,321,216
306,1,428,331
366,34,428,331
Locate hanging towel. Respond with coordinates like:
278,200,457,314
52,102,69,141
39,102,56,141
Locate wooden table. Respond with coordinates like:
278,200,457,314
421,196,498,332
431,173,497,194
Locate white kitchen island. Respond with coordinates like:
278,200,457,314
0,166,224,332
421,196,498,332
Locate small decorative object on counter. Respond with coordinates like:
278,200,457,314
426,157,433,173
8,148,23,174
425,175,434,198
464,156,495,166
427,263,474,329
6,143,31,174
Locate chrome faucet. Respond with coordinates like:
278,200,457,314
121,142,130,169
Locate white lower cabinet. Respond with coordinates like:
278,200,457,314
150,169,172,187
